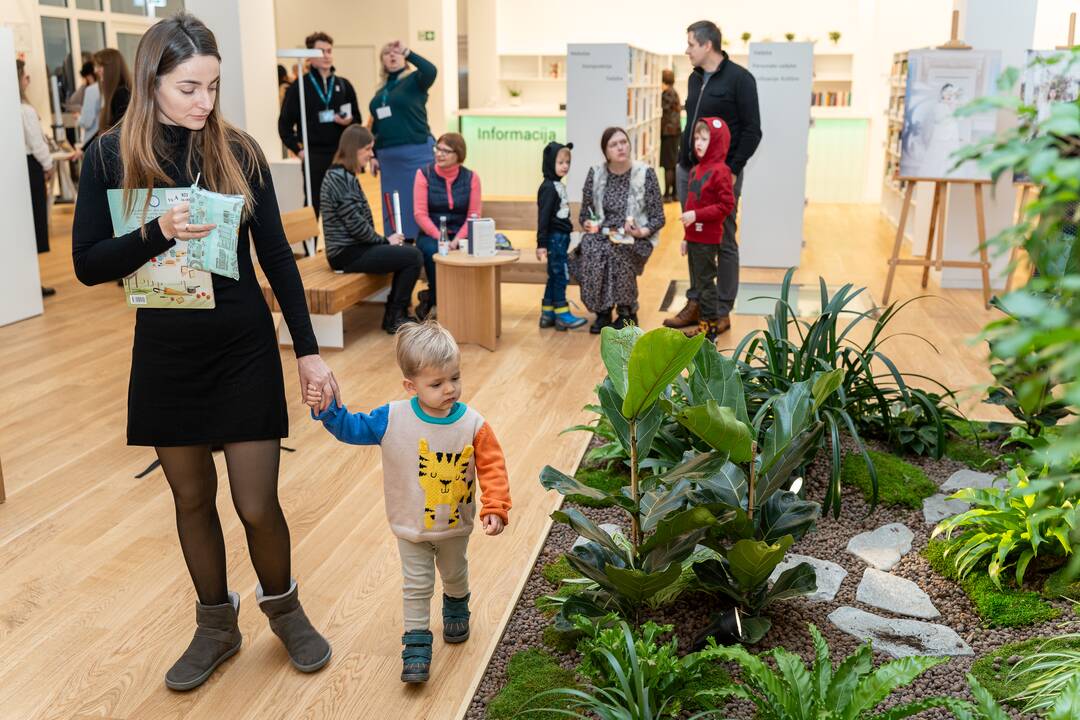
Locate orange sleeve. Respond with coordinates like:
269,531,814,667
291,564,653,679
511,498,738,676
473,421,511,524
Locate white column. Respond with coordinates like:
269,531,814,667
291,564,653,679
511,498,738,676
0,27,44,326
467,0,499,109
185,0,281,159
936,0,1036,290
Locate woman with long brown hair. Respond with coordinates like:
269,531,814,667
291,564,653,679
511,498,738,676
72,14,337,691
80,47,131,151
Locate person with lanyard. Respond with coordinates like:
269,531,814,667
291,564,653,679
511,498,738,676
277,31,360,218
368,40,438,241
664,19,761,335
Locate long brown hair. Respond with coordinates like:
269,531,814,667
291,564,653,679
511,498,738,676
93,48,131,130
119,13,263,230
331,125,373,173
14,59,28,104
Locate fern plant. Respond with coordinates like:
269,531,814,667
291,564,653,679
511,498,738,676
932,466,1076,589
701,624,958,720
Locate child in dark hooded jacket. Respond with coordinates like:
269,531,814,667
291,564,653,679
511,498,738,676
536,141,586,330
681,117,736,341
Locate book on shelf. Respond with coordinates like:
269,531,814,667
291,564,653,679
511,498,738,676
810,90,852,107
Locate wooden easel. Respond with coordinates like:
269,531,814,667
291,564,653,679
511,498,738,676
881,11,993,309
1057,12,1076,50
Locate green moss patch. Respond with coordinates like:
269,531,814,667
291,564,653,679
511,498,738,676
487,649,580,720
944,439,998,471
677,662,733,713
842,450,936,509
1043,565,1080,602
541,624,581,653
924,539,1060,627
567,466,627,508
535,555,584,616
971,635,1080,703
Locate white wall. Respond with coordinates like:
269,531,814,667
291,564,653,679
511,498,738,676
0,27,44,327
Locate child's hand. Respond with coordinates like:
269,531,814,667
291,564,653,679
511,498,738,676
536,248,547,262
482,514,505,536
305,382,324,409
680,210,696,227
681,240,688,256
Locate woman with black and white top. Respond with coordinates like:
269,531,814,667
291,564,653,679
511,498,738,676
321,125,422,334
16,60,56,297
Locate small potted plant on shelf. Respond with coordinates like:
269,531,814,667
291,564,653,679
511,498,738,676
829,31,842,45
508,86,522,106
741,31,751,46
785,32,795,42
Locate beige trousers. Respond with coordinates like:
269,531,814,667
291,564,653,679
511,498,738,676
396,534,470,631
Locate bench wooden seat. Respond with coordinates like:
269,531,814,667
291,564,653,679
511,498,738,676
495,229,580,286
258,207,389,348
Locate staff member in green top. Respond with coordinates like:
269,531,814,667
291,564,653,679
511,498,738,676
367,40,437,240
278,31,361,217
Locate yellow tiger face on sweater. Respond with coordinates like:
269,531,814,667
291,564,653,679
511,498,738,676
417,439,475,529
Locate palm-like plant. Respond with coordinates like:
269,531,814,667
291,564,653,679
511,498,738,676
702,624,959,720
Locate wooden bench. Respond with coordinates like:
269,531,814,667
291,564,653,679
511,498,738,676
483,198,580,286
258,207,389,349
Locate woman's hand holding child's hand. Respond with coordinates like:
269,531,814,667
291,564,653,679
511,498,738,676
680,210,696,227
305,383,324,410
482,515,505,536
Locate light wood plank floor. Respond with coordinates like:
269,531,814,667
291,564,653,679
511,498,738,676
0,185,1007,720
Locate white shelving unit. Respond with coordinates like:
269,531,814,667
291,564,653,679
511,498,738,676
497,54,566,107
566,43,664,202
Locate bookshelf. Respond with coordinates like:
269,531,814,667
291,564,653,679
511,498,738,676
497,54,566,107
881,51,912,230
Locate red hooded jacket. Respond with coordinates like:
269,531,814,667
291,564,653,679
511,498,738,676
684,116,735,245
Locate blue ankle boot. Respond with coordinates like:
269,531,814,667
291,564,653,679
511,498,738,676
442,593,471,643
400,629,433,683
553,305,587,331
539,304,556,329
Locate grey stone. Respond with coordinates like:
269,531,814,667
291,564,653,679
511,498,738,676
922,494,970,525
856,568,940,619
768,553,847,602
827,606,973,658
572,523,622,551
941,469,1002,493
846,523,914,571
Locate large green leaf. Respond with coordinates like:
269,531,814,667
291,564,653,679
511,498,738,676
676,400,754,462
552,506,624,556
758,491,821,544
688,460,748,510
760,380,815,476
690,341,751,425
540,464,622,505
825,643,873,712
639,479,692,533
740,615,773,644
604,562,684,603
623,328,706,419
600,324,643,398
811,368,846,411
641,527,712,574
598,378,631,454
639,506,717,557
660,449,732,484
726,536,795,591
773,647,816,718
634,398,665,461
755,424,824,508
765,561,817,605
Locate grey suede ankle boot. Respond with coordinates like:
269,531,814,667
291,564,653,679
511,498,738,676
165,591,242,691
257,579,331,673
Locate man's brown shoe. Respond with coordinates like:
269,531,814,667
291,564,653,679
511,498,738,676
662,299,699,329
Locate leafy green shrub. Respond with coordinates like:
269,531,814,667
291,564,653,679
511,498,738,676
487,649,580,720
704,623,960,719
924,539,1059,627
733,269,961,515
933,467,1075,588
841,450,936,509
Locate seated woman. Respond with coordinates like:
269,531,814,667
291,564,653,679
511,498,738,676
412,132,482,319
569,126,666,333
321,125,424,334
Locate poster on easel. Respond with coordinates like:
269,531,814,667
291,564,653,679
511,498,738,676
899,49,1000,181
1022,50,1080,124
107,188,216,310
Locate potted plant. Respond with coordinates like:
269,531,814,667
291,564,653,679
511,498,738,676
508,86,522,106
741,32,751,46
784,32,795,42
829,31,842,45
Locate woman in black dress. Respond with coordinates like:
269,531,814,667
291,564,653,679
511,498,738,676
72,14,337,691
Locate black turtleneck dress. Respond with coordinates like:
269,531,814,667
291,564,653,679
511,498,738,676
72,124,318,447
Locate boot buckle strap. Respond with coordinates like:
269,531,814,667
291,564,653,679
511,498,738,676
194,626,238,644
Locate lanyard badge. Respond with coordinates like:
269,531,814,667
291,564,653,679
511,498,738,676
309,72,335,109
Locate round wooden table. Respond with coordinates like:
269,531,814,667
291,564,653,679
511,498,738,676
433,250,520,351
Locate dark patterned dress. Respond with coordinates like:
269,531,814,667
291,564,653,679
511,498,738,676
569,165,665,313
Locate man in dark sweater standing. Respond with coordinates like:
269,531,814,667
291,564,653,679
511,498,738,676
664,20,762,332
278,31,361,217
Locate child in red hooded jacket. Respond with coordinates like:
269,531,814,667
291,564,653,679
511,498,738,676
681,117,736,341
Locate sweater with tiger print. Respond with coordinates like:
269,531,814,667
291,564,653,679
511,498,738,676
313,397,511,542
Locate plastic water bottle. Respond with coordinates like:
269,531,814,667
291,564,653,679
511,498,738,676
438,216,450,256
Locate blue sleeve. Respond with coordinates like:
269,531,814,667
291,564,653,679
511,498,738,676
311,402,389,445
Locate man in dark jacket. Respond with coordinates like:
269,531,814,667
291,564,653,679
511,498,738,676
664,20,762,332
278,31,361,218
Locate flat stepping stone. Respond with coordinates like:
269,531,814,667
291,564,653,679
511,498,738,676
856,568,940,619
768,553,847,602
571,523,622,551
923,493,970,524
828,606,973,658
942,469,1002,492
846,523,914,571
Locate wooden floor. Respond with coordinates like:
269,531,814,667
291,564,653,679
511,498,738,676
0,186,1007,720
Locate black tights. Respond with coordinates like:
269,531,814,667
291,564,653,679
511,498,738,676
156,440,291,605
